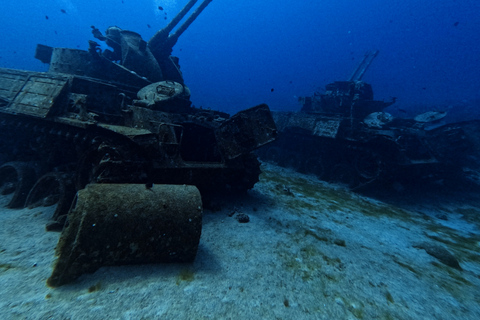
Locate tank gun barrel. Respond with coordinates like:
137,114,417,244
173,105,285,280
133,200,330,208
148,0,213,61
348,50,379,82
149,0,198,48
168,0,213,44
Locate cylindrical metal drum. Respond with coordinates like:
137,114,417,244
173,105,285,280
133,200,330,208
47,183,202,287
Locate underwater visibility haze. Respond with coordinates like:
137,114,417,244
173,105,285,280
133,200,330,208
1,1,480,319
0,0,479,116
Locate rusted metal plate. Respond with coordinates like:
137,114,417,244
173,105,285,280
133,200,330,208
0,68,29,104
414,111,447,123
215,104,277,159
97,123,152,137
97,123,158,147
313,119,341,138
363,112,394,128
286,113,317,131
6,74,69,117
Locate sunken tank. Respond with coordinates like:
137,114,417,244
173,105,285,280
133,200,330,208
0,0,276,286
258,50,474,189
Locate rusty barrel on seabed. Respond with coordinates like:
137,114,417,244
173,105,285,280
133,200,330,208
47,183,202,287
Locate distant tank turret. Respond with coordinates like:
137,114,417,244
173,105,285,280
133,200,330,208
259,50,475,189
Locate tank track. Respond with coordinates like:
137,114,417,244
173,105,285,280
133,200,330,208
0,112,262,194
258,137,386,189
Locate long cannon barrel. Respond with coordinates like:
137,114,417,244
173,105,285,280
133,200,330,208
149,0,198,50
148,0,213,61
168,0,213,45
348,50,379,82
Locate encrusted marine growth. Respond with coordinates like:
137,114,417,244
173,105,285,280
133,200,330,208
0,0,277,286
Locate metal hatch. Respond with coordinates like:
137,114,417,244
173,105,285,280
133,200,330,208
3,73,69,118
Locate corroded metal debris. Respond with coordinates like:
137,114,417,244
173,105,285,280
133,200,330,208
47,184,202,287
0,0,277,287
259,50,479,189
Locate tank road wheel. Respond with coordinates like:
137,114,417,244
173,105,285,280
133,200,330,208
25,173,76,231
0,162,36,208
354,151,384,181
330,163,358,188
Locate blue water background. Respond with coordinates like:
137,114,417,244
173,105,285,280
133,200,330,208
1,0,479,118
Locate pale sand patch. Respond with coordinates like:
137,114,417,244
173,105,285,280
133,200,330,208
1,163,479,319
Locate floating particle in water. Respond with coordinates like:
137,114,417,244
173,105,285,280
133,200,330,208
147,24,151,28
158,6,164,11
453,21,459,27
271,88,274,92
60,9,67,14
45,15,49,20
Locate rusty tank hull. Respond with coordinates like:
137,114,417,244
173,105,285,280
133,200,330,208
0,0,277,286
259,110,473,189
0,68,275,198
258,51,475,189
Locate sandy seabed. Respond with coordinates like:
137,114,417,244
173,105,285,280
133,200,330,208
1,163,479,320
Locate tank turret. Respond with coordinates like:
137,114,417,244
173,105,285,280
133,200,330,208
35,0,213,87
300,50,396,118
148,0,213,82
259,50,474,189
0,0,277,286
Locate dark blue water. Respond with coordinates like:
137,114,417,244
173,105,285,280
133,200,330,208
1,0,479,116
